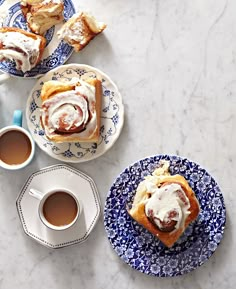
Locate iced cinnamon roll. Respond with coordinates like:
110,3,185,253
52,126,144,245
20,0,64,35
57,12,106,52
128,160,200,247
40,78,102,143
0,27,46,72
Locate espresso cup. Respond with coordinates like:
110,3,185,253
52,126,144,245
29,188,81,231
0,110,35,170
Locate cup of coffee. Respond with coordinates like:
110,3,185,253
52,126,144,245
0,110,35,170
29,188,81,231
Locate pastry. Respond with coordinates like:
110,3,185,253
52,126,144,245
0,27,46,72
20,0,64,35
57,12,106,52
40,78,102,143
128,160,200,248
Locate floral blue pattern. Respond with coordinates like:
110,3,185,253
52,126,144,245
104,155,226,277
0,0,75,77
26,64,124,163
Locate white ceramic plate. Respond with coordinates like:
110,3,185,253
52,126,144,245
16,164,101,248
26,64,124,162
0,0,75,77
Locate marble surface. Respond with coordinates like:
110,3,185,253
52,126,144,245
0,0,235,288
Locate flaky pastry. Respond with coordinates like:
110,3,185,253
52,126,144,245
57,12,106,52
128,160,200,248
40,77,102,143
0,27,46,72
21,0,64,35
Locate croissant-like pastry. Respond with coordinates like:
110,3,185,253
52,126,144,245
0,27,46,72
20,0,64,35
40,78,102,143
128,160,200,248
57,12,106,52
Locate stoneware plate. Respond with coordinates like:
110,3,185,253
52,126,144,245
0,0,75,77
16,164,101,249
104,155,226,277
26,63,124,163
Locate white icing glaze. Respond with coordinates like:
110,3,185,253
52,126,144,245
57,13,84,43
42,0,62,4
21,0,61,6
144,183,190,232
41,79,97,139
0,31,40,72
57,12,105,44
21,0,42,5
46,93,89,132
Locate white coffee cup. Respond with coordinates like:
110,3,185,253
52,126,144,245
29,188,81,231
0,110,35,170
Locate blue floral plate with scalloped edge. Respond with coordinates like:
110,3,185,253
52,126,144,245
26,63,124,163
0,0,75,77
104,155,226,277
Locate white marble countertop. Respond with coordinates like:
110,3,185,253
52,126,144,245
0,0,235,288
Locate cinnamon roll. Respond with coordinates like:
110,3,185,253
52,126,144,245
57,12,106,52
128,160,200,248
40,78,102,143
20,0,64,35
0,27,46,73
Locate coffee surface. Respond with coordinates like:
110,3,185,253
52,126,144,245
43,191,78,227
0,130,31,165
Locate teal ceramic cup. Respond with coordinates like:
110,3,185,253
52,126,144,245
0,110,35,170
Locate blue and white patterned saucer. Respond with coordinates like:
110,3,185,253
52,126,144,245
104,155,226,277
0,0,75,77
26,64,124,162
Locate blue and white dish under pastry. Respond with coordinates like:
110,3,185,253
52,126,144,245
0,0,75,77
104,155,226,277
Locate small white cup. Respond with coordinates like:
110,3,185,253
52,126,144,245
29,188,81,231
0,110,35,170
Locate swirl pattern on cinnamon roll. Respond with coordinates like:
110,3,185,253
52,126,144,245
145,183,190,233
40,78,102,143
128,160,200,248
0,27,46,72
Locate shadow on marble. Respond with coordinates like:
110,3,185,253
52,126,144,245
68,33,114,69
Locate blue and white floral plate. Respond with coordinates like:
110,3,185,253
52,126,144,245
0,0,75,77
104,155,226,277
26,64,124,163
